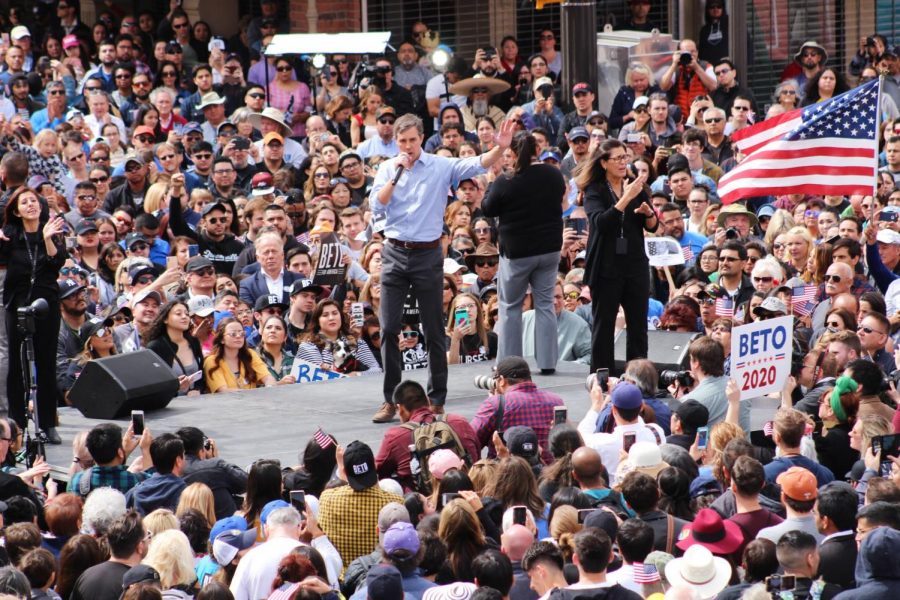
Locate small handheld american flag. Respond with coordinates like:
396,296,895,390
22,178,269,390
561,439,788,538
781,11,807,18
313,428,334,449
682,245,695,262
715,296,735,318
632,562,660,584
792,285,817,317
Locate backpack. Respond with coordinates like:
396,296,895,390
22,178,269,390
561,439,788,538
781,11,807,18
402,416,470,495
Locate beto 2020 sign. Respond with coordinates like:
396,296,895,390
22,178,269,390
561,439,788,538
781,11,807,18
730,316,794,401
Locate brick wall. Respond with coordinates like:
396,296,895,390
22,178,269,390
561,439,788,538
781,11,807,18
289,0,362,33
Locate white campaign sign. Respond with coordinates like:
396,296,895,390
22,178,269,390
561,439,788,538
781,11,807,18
730,315,794,401
290,359,347,384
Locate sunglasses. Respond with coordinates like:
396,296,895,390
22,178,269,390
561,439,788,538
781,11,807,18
162,71,177,77
474,227,491,234
826,321,842,328
565,291,580,300
858,325,885,335
206,217,228,224
93,327,110,338
804,210,820,218
158,154,176,161
369,330,381,341
704,117,724,124
76,194,97,202
133,80,151,87
781,89,797,95
474,259,498,268
588,119,605,126
248,92,265,99
172,22,189,29
136,134,154,143
824,274,842,283
225,330,245,338
91,154,110,162
193,153,212,160
314,172,330,179
48,89,66,95
733,106,751,111
135,274,154,284
752,276,773,283
378,117,396,124
66,153,84,162
276,66,293,72
115,73,132,79
402,331,419,338
131,243,149,252
718,256,741,262
61,267,85,276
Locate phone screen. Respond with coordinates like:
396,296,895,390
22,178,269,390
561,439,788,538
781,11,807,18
454,307,469,330
595,368,609,392
553,406,567,426
513,506,527,525
290,490,306,514
188,244,199,257
623,432,636,453
697,426,709,450
166,256,179,271
131,410,145,436
442,493,461,506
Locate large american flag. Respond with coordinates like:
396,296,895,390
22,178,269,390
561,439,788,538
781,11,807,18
718,79,881,204
792,285,818,317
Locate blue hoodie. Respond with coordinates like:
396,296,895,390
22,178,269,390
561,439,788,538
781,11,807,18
423,103,479,152
125,472,186,516
835,527,900,600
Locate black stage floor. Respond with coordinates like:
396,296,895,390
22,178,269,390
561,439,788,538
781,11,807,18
44,360,779,474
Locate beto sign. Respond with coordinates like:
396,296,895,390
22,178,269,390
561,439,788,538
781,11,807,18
730,315,793,401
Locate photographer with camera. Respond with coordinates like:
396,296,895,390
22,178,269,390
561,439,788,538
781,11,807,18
470,356,564,464
678,336,749,430
659,40,717,124
768,531,841,600
175,426,248,520
522,77,563,140
849,35,887,79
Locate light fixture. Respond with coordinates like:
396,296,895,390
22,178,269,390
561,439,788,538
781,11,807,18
311,53,327,69
431,45,452,71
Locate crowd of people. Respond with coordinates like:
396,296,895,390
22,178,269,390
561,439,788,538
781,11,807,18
0,1,895,600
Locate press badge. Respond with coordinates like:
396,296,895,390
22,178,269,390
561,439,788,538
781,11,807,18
615,238,628,255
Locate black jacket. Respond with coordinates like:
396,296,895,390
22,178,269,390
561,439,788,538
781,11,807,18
0,222,67,309
481,164,565,259
818,531,857,589
582,179,657,285
182,454,248,520
103,181,150,214
168,193,245,274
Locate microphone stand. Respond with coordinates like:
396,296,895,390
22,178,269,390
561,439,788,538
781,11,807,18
16,310,45,468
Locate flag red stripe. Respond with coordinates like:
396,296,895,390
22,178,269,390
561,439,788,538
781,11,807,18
721,183,877,204
739,146,874,161
722,166,874,179
732,107,803,144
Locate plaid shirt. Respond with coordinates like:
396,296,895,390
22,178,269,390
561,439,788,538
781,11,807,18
67,465,150,497
318,484,402,568
470,381,565,464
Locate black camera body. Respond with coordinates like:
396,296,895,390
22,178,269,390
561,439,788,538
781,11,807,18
679,52,693,66
659,369,694,388
725,227,739,240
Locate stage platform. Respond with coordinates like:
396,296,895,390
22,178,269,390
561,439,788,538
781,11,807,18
44,360,780,473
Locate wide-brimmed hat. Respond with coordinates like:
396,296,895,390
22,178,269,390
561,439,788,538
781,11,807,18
249,107,292,138
196,91,226,111
664,546,732,600
449,74,510,96
716,203,758,229
464,243,499,270
794,40,828,63
676,508,744,554
627,442,669,478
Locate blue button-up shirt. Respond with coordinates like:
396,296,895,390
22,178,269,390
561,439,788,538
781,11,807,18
357,136,400,160
372,152,485,242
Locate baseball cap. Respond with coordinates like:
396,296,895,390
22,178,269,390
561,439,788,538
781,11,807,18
79,316,114,347
343,440,378,491
185,256,214,273
260,499,290,525
876,229,900,245
125,232,148,249
366,565,404,600
216,120,236,135
539,148,561,162
251,172,275,197
254,294,288,312
572,82,593,95
58,279,85,300
382,522,420,556
182,121,203,134
128,263,155,285
568,126,589,141
777,466,818,501
611,382,643,410
633,96,650,110
187,295,215,317
209,515,249,544
65,108,84,123
443,258,466,275
75,220,98,236
753,296,787,316
133,125,155,138
427,449,464,480
10,26,30,41
376,106,397,119
495,356,531,380
674,400,709,432
532,76,553,92
212,528,257,566
504,426,540,464
339,149,362,167
124,153,144,168
62,34,80,50
201,201,228,217
132,288,162,306
121,564,160,590
263,131,284,146
289,279,324,296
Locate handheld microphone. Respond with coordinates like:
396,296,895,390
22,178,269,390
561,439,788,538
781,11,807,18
392,165,404,185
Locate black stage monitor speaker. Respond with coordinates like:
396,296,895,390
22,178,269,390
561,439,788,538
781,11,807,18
69,350,179,419
613,330,700,375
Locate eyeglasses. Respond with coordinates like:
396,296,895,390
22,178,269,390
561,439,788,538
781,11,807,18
752,276,773,283
540,34,555,40
248,92,265,99
605,154,628,162
48,89,66,95
780,89,797,95
378,117,395,124
718,256,741,262
714,68,731,76
858,325,885,335
161,71,177,77
474,259,498,268
804,210,820,218
474,227,491,234
276,66,293,72
824,274,842,283
704,118,724,124
225,330,245,338
133,80,151,87
206,217,227,224
76,194,97,202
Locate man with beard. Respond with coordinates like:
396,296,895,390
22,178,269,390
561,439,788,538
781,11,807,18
169,197,245,274
393,41,431,121
8,74,44,115
110,63,137,126
81,40,118,93
557,82,596,153
69,512,151,600
286,199,308,239
455,75,509,131
129,71,153,118
337,150,373,207
56,279,93,396
358,107,399,159
658,203,708,260
373,58,415,117
115,289,162,353
780,41,826,90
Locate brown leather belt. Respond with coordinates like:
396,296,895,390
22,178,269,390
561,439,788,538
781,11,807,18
387,238,441,250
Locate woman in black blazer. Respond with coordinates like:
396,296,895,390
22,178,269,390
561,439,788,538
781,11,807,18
144,300,206,395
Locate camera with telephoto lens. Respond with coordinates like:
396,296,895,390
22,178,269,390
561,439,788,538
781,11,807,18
474,375,496,390
659,370,694,388
679,52,692,66
725,227,739,240
349,62,387,95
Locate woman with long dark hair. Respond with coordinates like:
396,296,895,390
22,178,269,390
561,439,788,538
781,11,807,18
1,187,67,443
482,132,565,373
242,459,283,540
296,299,380,375
577,139,657,372
144,301,206,396
203,317,282,393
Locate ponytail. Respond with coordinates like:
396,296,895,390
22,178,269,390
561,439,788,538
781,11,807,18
513,132,537,174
